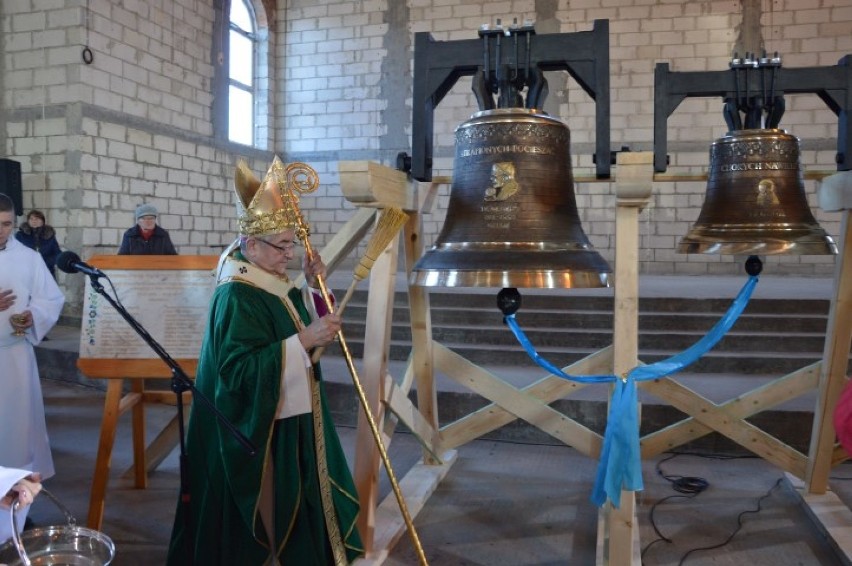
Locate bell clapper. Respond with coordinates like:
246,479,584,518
497,287,522,320
745,255,763,276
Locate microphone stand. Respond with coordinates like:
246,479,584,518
86,273,256,565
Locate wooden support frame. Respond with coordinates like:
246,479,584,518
336,162,852,565
795,171,852,559
597,151,655,566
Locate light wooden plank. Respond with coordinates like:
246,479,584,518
640,363,819,457
383,379,441,461
293,206,377,287
116,391,143,414
353,451,458,566
339,161,417,211
807,208,852,492
434,343,602,457
439,346,613,449
641,377,809,476
649,170,836,183
787,472,852,565
382,360,416,440
354,236,400,550
404,207,440,464
606,152,653,566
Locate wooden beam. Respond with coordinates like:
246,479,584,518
353,451,458,566
293,206,376,287
353,226,401,551
439,346,613,450
339,160,417,211
433,343,603,457
640,363,820,457
807,206,852,492
641,377,810,477
383,379,441,462
603,150,654,566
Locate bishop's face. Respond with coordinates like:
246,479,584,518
245,229,297,277
0,210,13,249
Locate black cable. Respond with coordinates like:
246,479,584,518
640,452,785,565
677,477,783,565
655,452,710,495
640,452,710,560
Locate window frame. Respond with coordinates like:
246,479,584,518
227,0,258,147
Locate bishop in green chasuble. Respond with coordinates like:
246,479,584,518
168,157,363,565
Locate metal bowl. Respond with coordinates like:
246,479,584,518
0,524,115,566
0,488,114,566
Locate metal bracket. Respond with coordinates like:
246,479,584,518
409,19,612,180
654,54,852,173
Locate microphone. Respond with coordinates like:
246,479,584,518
56,251,105,278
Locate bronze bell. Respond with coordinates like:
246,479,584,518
411,108,611,288
679,128,837,255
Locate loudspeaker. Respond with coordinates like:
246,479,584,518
0,159,23,217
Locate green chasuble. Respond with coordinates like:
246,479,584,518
167,271,363,565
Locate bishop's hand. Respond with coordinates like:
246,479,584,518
299,313,341,350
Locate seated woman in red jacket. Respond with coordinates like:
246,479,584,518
118,204,177,255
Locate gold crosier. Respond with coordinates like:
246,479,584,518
272,159,429,566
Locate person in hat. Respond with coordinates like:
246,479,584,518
15,210,62,277
167,158,363,565
117,203,177,255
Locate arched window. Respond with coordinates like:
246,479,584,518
228,0,256,146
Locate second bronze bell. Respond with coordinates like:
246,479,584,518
679,128,837,256
411,108,612,289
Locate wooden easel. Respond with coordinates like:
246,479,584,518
76,255,217,530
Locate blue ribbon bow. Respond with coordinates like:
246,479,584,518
504,275,759,507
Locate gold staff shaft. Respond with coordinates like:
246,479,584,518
299,231,429,566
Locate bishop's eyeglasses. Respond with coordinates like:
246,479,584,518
258,238,297,253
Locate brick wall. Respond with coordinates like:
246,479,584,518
1,0,851,313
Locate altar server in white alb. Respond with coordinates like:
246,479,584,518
0,193,65,504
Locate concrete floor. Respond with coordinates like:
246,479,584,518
6,377,848,565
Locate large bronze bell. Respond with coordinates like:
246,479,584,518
679,128,837,255
411,108,611,288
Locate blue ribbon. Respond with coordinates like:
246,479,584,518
504,315,615,384
628,275,758,382
591,376,641,507
503,275,760,508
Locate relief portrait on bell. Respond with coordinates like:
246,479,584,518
485,162,520,202
756,179,781,206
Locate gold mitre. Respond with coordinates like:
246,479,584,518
234,156,300,237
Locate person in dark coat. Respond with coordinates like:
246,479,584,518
15,210,62,276
118,203,178,255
